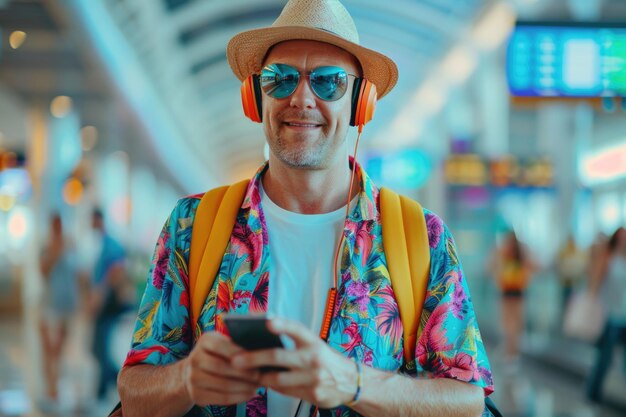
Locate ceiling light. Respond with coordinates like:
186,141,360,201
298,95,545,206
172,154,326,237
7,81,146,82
50,96,73,118
63,177,84,206
9,31,27,49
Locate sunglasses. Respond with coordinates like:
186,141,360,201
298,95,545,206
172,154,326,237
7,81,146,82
259,63,356,101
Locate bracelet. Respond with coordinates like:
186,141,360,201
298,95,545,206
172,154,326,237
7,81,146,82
345,359,362,408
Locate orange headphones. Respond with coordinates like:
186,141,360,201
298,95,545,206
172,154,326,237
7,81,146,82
240,74,377,131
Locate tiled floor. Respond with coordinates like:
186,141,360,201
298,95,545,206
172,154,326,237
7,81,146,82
489,349,626,417
0,311,125,417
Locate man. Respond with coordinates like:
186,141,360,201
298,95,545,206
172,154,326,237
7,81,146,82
118,1,494,416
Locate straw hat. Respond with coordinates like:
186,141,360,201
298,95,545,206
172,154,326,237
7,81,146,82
226,0,398,99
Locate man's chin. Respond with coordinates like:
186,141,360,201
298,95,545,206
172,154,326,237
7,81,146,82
275,152,325,170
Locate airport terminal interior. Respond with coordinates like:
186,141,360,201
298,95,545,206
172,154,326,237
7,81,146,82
1,0,626,416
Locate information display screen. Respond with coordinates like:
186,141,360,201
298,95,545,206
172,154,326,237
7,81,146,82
507,22,626,97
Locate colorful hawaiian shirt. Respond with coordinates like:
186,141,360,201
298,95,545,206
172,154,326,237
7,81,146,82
125,161,494,417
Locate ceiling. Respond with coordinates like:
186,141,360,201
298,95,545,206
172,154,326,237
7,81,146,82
0,0,184,189
0,0,113,142
1,0,625,192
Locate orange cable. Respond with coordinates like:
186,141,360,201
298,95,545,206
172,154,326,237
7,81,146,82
321,130,363,341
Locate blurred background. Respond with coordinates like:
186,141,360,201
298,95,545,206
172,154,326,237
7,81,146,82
1,0,626,416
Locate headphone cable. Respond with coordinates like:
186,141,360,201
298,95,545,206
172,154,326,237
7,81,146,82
320,130,362,341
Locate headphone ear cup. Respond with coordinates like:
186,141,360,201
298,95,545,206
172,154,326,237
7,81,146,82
350,78,377,128
241,75,263,123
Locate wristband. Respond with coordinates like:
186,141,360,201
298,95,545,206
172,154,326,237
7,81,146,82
345,359,362,408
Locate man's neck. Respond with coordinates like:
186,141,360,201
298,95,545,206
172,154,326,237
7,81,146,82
262,158,358,214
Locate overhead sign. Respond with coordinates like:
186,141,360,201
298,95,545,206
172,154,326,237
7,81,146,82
507,22,626,97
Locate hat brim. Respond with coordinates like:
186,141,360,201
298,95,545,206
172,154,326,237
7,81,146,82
227,26,398,99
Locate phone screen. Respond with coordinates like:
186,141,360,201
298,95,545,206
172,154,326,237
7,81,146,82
223,314,284,350
222,314,288,372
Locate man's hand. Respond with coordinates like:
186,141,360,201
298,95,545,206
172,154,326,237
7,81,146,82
231,318,357,409
184,331,262,406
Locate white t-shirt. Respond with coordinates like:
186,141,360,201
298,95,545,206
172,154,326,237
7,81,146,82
259,181,349,417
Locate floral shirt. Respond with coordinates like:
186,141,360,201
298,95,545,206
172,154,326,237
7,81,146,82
125,161,494,417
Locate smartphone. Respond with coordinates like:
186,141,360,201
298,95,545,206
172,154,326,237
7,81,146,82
222,314,290,372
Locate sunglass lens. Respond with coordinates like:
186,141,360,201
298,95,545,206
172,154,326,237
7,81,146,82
310,66,348,101
260,64,299,99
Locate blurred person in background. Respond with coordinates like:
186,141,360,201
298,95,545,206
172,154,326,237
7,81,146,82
489,230,534,365
90,208,129,402
38,213,79,410
556,235,588,319
586,226,626,403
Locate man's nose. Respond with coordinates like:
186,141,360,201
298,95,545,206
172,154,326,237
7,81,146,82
289,76,317,109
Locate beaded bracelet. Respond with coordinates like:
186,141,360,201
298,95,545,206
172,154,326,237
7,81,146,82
346,359,362,408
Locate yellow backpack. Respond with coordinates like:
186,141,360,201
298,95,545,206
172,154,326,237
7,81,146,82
188,180,429,365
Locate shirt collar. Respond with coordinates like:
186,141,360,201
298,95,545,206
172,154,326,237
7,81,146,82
241,158,379,222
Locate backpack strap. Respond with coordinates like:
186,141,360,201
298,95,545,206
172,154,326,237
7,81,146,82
189,179,250,334
380,187,431,365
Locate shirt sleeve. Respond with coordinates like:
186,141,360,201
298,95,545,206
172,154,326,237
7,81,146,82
123,196,200,367
414,209,494,396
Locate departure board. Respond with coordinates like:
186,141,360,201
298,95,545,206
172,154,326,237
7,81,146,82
507,23,626,97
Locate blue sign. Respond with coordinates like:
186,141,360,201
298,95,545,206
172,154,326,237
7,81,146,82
507,23,626,97
365,150,432,190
